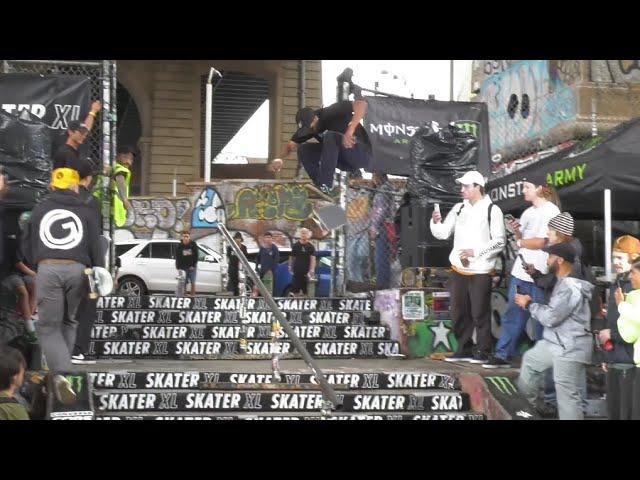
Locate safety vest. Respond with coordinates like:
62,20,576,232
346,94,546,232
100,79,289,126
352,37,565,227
111,163,131,227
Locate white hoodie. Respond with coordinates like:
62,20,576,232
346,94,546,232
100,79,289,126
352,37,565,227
430,195,506,274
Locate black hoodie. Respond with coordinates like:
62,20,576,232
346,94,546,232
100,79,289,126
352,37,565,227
24,189,103,268
605,273,635,364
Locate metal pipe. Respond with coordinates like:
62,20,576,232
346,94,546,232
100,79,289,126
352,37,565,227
450,60,454,101
109,60,117,273
217,223,342,410
204,68,214,183
299,60,306,108
101,60,113,271
604,189,612,280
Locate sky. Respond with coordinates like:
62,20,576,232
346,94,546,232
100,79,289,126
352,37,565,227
216,60,473,162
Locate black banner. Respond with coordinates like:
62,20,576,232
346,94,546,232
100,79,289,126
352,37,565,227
0,74,91,129
94,391,469,412
483,375,539,420
89,340,401,358
95,309,365,325
96,413,484,420
89,371,458,391
97,296,373,312
363,97,491,176
90,324,389,341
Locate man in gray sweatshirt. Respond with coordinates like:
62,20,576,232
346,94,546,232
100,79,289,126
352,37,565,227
515,242,594,420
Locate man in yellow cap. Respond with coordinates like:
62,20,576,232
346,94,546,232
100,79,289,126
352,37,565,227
23,167,103,400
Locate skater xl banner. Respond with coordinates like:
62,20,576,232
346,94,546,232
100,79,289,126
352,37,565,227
363,97,491,176
0,74,91,129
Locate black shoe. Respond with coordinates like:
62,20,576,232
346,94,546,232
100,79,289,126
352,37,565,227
536,403,558,419
468,352,491,364
482,356,512,369
444,351,474,363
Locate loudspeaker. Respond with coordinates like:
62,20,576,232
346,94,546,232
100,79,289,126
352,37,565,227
399,205,450,268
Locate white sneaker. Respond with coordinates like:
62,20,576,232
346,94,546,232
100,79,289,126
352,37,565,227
71,354,96,365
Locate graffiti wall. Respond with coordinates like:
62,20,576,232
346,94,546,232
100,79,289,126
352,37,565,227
590,60,640,83
478,60,579,155
116,181,329,253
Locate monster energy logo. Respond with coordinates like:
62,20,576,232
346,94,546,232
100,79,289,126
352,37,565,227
453,120,480,138
485,376,518,395
65,375,84,394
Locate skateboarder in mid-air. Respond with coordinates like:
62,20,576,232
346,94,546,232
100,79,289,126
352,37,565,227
269,98,372,197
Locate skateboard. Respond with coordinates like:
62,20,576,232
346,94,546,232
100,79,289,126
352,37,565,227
85,266,113,299
303,184,347,231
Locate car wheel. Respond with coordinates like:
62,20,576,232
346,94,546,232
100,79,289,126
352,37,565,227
117,276,147,296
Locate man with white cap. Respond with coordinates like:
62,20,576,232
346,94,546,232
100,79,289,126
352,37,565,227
431,170,505,364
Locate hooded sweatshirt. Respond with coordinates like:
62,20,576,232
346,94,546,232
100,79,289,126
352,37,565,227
616,288,640,366
529,275,594,363
24,189,103,268
606,274,635,364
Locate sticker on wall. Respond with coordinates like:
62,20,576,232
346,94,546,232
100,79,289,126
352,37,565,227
402,291,424,320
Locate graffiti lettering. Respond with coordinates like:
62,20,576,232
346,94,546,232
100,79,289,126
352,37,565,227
591,60,640,83
124,198,191,238
231,184,313,221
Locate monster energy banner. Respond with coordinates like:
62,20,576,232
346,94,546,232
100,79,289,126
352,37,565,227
95,309,365,325
47,372,94,420
98,296,373,312
89,340,400,358
0,74,91,129
96,413,484,420
94,391,469,412
484,376,539,420
90,324,389,341
363,97,491,176
89,371,458,390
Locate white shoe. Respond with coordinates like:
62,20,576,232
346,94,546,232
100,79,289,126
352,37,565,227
71,354,96,365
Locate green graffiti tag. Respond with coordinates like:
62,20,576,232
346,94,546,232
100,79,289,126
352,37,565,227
485,376,518,395
545,163,587,187
230,184,313,221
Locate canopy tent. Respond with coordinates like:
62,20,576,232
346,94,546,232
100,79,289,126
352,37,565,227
487,117,640,277
487,117,640,219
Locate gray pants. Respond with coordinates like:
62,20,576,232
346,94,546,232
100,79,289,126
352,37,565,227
35,263,86,373
516,340,587,420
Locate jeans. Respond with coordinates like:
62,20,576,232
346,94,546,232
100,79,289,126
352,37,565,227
181,268,197,286
297,131,372,188
375,231,391,289
517,340,587,420
495,276,545,361
347,230,369,283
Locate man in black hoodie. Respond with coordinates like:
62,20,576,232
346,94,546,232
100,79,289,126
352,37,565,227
23,167,103,375
598,235,640,420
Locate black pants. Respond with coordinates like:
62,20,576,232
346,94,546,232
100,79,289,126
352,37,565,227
606,365,635,420
297,131,372,188
291,273,308,295
449,271,492,356
227,270,240,296
73,295,97,356
632,367,640,420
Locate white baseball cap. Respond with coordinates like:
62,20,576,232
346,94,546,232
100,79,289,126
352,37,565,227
455,170,486,187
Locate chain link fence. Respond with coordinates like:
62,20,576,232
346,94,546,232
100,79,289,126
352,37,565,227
344,179,405,292
1,59,117,268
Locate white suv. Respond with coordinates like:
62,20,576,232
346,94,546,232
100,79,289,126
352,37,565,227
115,239,223,296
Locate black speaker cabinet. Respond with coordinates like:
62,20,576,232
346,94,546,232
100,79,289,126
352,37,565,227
399,205,451,268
